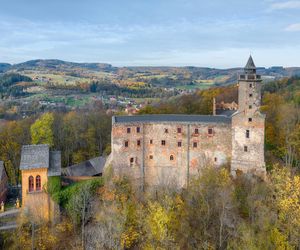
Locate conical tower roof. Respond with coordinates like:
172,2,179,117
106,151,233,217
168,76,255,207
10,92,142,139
245,55,256,69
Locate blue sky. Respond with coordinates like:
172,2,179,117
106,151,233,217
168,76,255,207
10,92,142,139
0,0,300,67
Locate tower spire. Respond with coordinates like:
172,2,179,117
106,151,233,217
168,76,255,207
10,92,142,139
244,55,256,74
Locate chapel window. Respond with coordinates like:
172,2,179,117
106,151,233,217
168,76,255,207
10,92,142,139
246,130,250,138
193,142,198,148
249,105,252,109
36,175,41,191
130,157,134,164
178,141,182,147
137,140,141,146
248,118,252,122
125,141,129,147
127,128,131,133
164,128,168,133
161,140,166,146
170,155,174,161
29,176,34,192
177,128,182,133
136,127,140,133
208,128,213,135
150,139,153,144
244,146,248,152
195,128,199,134
149,155,153,160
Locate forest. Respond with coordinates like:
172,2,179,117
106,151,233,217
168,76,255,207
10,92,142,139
0,76,299,249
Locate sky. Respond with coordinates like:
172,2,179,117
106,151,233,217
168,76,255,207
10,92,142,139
0,0,300,67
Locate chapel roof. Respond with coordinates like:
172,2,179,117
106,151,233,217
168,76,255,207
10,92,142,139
20,144,50,170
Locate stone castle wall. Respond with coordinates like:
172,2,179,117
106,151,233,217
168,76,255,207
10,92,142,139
112,121,232,187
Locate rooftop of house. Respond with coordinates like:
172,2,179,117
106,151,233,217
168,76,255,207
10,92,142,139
62,156,106,177
113,114,232,125
20,144,61,176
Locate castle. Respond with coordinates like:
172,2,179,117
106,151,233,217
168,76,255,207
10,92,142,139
111,56,266,187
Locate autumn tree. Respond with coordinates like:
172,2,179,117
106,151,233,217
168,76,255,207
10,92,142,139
30,112,54,146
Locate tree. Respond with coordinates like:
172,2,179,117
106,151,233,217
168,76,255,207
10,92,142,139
30,112,54,146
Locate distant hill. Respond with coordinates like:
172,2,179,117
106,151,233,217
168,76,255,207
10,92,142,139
7,59,114,72
0,63,11,73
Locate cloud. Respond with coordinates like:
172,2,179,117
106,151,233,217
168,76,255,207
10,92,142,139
285,23,300,31
270,1,300,10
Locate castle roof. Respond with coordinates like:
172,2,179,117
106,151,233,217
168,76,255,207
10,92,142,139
20,145,61,176
113,114,231,124
245,55,256,70
62,156,106,177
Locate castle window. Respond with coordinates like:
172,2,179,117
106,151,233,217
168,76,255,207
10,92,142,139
125,141,129,147
248,118,252,122
136,127,140,133
36,175,41,191
214,157,217,162
249,105,252,109
150,139,153,144
149,155,153,160
177,127,182,133
246,130,250,138
29,176,34,192
249,94,253,97
170,155,174,161
137,140,141,146
164,128,168,133
193,142,198,148
161,140,166,146
195,128,199,134
249,83,253,88
178,141,182,147
208,128,213,135
127,128,131,133
244,146,248,152
130,157,134,164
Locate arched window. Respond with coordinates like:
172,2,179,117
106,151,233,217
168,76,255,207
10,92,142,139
170,155,174,161
29,176,34,192
36,175,41,191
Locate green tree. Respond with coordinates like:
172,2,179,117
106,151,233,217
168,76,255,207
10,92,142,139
30,112,54,146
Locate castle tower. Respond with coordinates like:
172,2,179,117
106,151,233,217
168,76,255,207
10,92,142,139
231,56,266,178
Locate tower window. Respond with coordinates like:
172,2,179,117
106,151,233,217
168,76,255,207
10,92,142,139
195,128,199,134
246,130,250,138
214,157,217,162
125,141,129,147
161,140,166,146
249,94,253,97
29,176,34,192
170,155,174,161
248,118,252,122
249,105,252,109
149,155,153,160
150,139,153,144
136,127,140,133
137,140,141,146
36,175,41,191
130,157,134,164
244,146,248,152
193,142,198,148
127,128,131,133
178,141,182,147
208,128,213,135
177,127,182,133
164,128,168,133
249,83,253,88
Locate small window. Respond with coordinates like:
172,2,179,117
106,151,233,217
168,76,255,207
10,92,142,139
178,141,182,147
193,142,197,148
244,146,248,152
130,157,134,164
125,141,129,147
29,176,34,192
164,128,168,133
249,83,253,88
127,128,131,133
150,139,153,144
249,94,253,97
161,140,166,146
36,175,41,191
195,128,199,134
246,130,250,138
136,127,140,133
208,128,213,135
149,155,153,160
170,155,174,161
249,105,252,109
177,127,182,133
214,157,217,162
248,118,252,122
137,140,141,146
